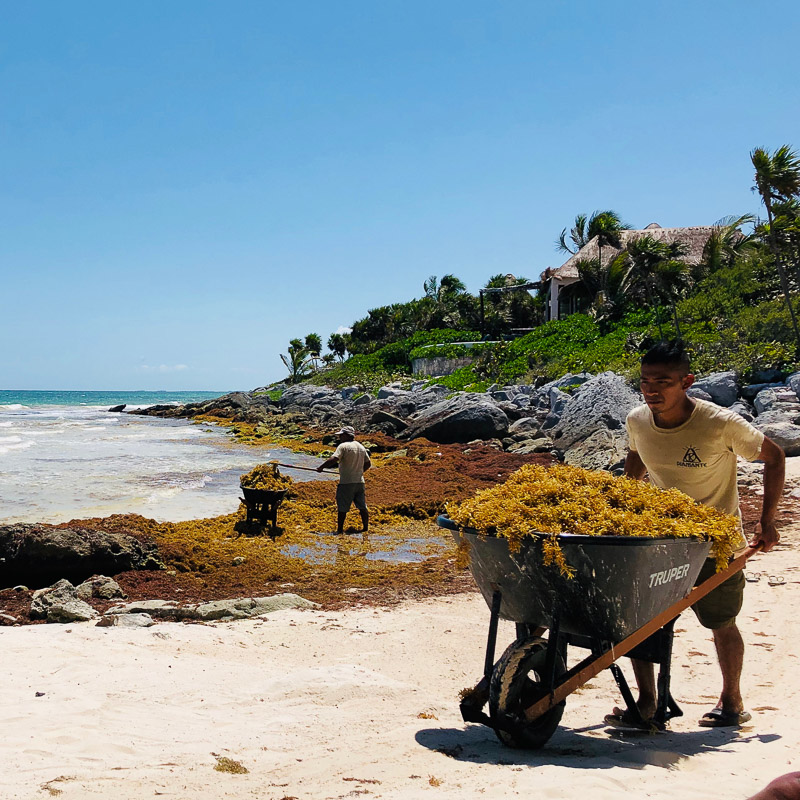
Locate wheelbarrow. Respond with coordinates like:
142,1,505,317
240,486,289,533
437,515,758,749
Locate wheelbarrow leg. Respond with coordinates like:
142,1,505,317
609,619,681,729
654,619,683,724
459,591,502,726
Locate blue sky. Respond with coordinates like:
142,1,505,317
1,1,798,390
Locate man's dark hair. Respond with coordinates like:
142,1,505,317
641,339,690,373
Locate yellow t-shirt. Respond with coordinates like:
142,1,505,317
626,398,764,547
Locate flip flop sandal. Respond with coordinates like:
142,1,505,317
603,711,663,732
745,571,762,583
768,575,786,586
698,708,752,727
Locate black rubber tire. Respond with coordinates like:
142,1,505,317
489,636,566,749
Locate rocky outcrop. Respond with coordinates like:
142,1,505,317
0,525,162,590
131,391,276,425
129,363,800,464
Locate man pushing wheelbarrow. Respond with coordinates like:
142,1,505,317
605,340,785,731
439,339,785,747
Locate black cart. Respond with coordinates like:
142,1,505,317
437,515,756,748
240,486,288,532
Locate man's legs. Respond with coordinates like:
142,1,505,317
712,623,745,713
353,486,368,532
615,625,744,722
337,511,347,534
611,558,746,725
610,659,657,721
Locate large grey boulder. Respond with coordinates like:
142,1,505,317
563,429,628,472
753,419,800,456
691,371,738,407
550,372,640,452
30,580,98,623
0,524,162,590
399,394,510,444
508,417,540,436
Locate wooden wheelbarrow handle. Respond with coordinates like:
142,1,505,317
523,543,763,722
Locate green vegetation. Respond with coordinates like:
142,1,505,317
273,144,800,389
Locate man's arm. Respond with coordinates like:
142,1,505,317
624,449,647,480
317,456,339,473
751,436,785,552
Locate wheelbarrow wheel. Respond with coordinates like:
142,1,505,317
489,636,565,749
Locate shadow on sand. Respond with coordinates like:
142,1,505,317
415,723,781,770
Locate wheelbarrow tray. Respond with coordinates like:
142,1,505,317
438,516,712,641
241,486,289,503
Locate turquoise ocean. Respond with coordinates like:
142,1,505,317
0,390,333,524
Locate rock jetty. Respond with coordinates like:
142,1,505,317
130,367,800,468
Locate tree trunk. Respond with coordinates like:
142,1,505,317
765,199,800,350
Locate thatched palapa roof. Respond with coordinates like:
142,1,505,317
549,223,716,281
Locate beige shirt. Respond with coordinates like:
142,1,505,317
626,398,764,548
333,440,371,484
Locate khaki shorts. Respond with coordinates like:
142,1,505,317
691,557,745,630
336,482,367,513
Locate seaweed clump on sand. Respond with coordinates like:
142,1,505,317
446,463,740,577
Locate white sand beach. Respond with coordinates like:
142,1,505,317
2,514,798,800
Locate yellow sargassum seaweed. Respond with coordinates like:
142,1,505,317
240,462,294,491
445,463,740,577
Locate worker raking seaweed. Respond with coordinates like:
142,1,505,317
317,425,371,534
604,339,785,731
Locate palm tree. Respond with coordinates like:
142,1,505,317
304,333,323,372
625,236,690,337
751,145,800,347
695,214,756,280
574,252,632,326
480,274,540,334
422,274,468,328
556,210,630,257
556,213,591,254
327,332,348,361
280,338,312,384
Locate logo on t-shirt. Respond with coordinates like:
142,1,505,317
677,446,707,468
